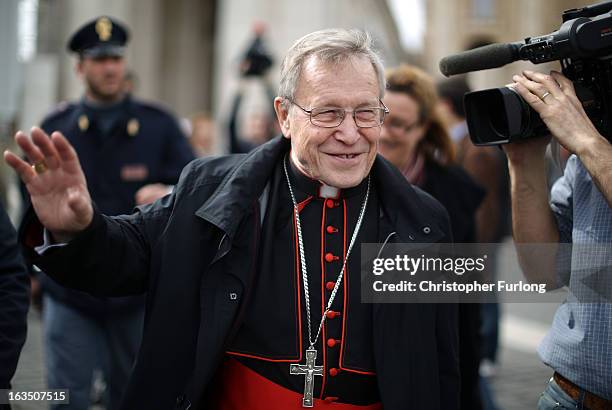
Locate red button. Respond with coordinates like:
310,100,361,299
326,310,340,319
326,225,338,234
325,253,338,263
325,281,335,291
329,368,340,377
324,397,338,403
327,338,340,348
326,199,335,208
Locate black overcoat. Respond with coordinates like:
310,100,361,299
23,137,459,410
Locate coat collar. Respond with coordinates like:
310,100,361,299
195,136,447,243
195,136,289,240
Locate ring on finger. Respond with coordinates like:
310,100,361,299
32,160,48,174
540,91,551,101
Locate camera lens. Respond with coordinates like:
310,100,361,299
487,95,511,138
465,87,543,145
465,88,513,144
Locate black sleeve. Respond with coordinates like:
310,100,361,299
20,191,176,298
0,204,29,389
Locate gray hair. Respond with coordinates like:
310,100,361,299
278,28,385,102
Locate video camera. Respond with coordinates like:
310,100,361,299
439,0,612,145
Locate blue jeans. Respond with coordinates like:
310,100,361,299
538,377,583,410
43,295,144,410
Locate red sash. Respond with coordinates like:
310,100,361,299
212,358,383,410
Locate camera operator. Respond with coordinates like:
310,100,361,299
505,69,612,408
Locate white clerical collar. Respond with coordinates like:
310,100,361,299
318,184,340,199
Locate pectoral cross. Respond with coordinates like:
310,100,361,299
290,348,324,407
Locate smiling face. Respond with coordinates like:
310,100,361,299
274,55,382,188
379,90,427,169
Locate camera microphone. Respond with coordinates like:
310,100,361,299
439,1,612,145
439,42,522,77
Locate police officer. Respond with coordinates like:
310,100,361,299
36,16,195,410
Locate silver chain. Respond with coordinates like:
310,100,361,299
283,156,370,350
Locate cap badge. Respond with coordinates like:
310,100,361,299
95,17,112,41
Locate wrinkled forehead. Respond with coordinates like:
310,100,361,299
295,54,380,104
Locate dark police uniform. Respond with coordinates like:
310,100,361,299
35,16,195,410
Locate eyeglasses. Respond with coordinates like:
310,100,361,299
383,116,421,134
287,99,389,128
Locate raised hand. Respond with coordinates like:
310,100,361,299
3,127,93,242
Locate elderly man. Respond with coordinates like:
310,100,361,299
5,29,458,409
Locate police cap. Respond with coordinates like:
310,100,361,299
68,16,129,58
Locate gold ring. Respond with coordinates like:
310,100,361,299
32,161,48,174
540,91,551,101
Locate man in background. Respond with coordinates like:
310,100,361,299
227,23,279,153
437,76,508,410
508,69,612,409
436,76,508,244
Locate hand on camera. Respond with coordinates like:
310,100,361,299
511,70,602,156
